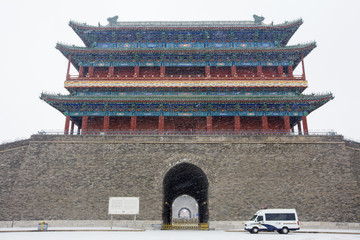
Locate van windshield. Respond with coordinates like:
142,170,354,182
250,215,257,221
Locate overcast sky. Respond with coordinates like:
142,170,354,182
1,0,360,143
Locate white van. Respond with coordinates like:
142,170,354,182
244,208,300,234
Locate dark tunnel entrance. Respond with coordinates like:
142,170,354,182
162,163,209,229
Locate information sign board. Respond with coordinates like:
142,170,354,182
108,197,139,215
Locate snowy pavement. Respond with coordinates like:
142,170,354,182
1,230,359,240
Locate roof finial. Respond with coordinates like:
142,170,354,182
253,14,265,24
107,16,119,26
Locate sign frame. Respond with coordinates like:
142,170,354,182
108,197,139,229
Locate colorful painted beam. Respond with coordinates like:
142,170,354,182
64,80,308,88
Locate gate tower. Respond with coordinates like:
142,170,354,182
41,15,333,135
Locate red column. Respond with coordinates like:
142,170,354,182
257,65,262,77
262,116,269,133
288,65,293,77
131,116,137,132
231,65,237,77
82,116,88,134
78,66,84,78
134,66,139,77
301,54,306,80
206,116,213,133
64,116,70,135
103,116,110,133
70,121,75,135
284,116,291,132
302,116,309,135
160,66,165,77
234,116,241,132
297,121,302,135
88,66,94,77
66,55,72,80
205,66,211,77
159,116,165,132
278,65,283,76
108,66,114,77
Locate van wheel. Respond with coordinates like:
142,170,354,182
250,227,259,234
281,227,289,234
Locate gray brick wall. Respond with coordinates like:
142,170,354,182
0,135,359,222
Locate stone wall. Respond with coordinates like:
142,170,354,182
0,134,359,222
345,140,360,188
0,139,29,220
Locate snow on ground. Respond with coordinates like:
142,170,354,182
1,230,359,240
0,227,137,231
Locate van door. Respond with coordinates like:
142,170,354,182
257,215,267,230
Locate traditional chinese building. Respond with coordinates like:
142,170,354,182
41,15,333,134
3,16,360,231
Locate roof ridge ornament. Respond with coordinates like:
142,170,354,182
107,16,119,26
253,15,265,25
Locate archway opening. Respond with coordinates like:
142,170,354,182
172,195,198,224
162,163,209,228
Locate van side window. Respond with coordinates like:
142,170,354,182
265,213,296,221
257,216,263,221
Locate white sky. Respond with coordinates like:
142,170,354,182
1,0,360,143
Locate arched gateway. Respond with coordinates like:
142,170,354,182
162,163,209,229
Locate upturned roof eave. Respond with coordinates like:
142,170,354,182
41,93,333,104
69,19,303,47
41,93,333,117
281,21,303,46
56,42,316,55
70,23,92,47
69,19,303,31
56,42,316,71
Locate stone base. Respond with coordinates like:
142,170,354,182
0,134,359,223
